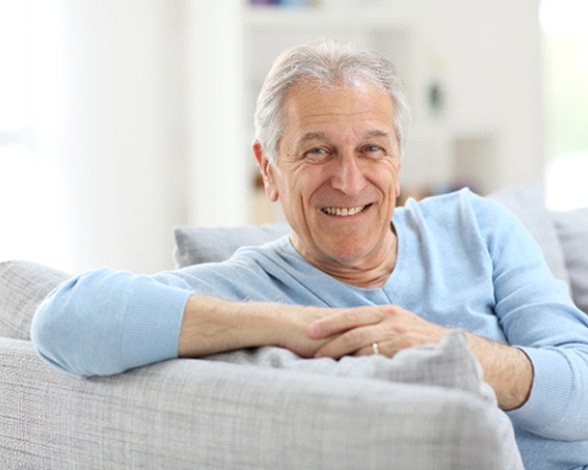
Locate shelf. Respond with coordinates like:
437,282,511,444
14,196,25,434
244,4,409,29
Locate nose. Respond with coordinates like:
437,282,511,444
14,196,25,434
330,153,367,195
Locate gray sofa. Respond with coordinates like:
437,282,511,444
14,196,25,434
0,183,585,469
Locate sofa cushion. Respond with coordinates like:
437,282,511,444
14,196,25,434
487,183,570,284
174,223,290,267
0,260,70,340
551,208,588,315
205,330,492,399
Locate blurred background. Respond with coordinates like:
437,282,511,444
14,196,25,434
0,0,586,274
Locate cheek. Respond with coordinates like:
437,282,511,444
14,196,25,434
291,168,326,199
373,164,400,197
385,161,401,197
394,162,401,196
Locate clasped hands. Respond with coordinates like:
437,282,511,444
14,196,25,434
288,304,450,360
295,304,533,410
181,294,532,409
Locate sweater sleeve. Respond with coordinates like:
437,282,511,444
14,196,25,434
474,193,588,440
31,269,192,379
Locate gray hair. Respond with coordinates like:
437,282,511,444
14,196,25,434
254,38,412,164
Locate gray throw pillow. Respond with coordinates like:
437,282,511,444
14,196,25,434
174,223,290,267
204,330,493,401
551,208,588,315
487,183,570,284
0,260,70,340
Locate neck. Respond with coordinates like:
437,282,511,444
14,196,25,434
297,227,398,289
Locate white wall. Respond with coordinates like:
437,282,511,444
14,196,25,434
184,0,249,228
33,0,189,273
422,0,544,190
33,0,251,273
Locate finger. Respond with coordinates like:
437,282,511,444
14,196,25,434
354,342,383,357
308,307,384,339
314,325,374,358
352,345,375,357
353,340,398,358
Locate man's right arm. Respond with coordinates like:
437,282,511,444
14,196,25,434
31,269,191,379
31,268,331,379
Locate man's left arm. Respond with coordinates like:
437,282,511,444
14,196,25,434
309,196,588,440
464,331,533,410
307,305,532,410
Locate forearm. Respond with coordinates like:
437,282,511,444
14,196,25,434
178,295,280,357
465,333,533,410
178,294,331,358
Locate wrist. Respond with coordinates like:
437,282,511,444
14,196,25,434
466,332,533,410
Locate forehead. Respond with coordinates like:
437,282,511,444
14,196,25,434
280,80,395,135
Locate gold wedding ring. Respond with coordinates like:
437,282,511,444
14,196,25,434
372,342,380,355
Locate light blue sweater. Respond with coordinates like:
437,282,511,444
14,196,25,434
32,189,588,469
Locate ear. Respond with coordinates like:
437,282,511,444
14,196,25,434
253,140,279,202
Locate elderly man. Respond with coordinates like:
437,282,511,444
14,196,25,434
32,39,588,469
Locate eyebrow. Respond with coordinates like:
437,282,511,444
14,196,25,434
363,129,392,140
298,129,391,144
298,132,329,145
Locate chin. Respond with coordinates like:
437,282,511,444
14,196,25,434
295,228,385,266
323,243,376,266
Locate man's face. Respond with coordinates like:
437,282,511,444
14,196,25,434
255,80,401,272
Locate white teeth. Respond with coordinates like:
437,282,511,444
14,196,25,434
322,205,366,216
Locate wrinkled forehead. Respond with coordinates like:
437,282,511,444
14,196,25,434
279,79,396,133
281,77,388,106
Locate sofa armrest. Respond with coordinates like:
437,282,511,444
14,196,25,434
0,260,70,340
0,338,523,470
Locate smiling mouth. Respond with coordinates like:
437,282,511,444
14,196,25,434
321,204,371,217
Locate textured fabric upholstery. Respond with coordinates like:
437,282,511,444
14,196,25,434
0,337,522,469
551,208,588,315
487,183,570,283
206,331,489,396
0,260,69,340
174,223,290,267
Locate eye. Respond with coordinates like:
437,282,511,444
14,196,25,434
303,147,331,161
362,145,386,159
